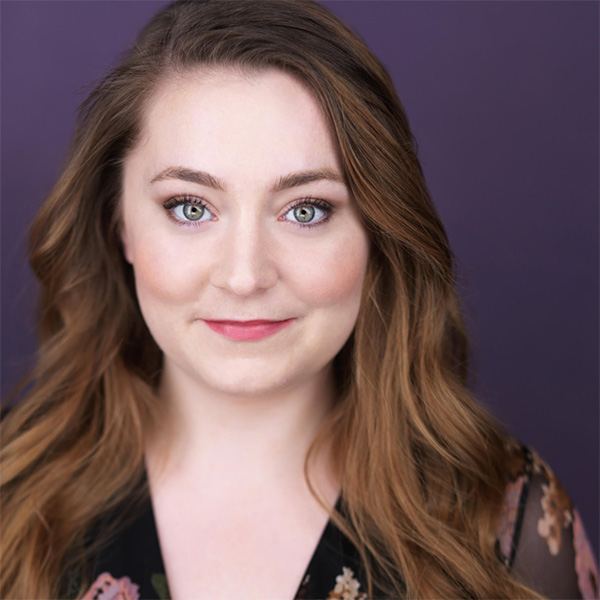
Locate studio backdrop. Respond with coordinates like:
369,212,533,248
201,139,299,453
1,0,598,553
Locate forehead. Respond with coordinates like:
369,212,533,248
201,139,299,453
129,67,342,184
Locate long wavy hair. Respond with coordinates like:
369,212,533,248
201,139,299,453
1,1,541,598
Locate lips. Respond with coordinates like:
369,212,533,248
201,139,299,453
203,319,294,341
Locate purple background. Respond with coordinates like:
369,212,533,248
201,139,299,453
2,1,598,554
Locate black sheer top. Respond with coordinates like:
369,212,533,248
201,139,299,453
74,446,598,600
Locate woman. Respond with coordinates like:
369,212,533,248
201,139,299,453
1,1,597,598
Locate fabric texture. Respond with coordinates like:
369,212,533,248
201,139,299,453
77,445,598,600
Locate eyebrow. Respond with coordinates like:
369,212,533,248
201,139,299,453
150,166,344,192
271,169,343,192
151,167,226,190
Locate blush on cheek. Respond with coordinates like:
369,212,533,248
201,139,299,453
299,238,369,306
130,241,199,304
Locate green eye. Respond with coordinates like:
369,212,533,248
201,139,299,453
293,205,316,223
283,201,331,227
165,197,214,225
182,204,205,221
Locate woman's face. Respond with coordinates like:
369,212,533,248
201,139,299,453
121,68,369,398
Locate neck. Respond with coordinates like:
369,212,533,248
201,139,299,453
145,362,338,496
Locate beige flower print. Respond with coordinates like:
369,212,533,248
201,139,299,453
533,453,574,556
327,566,367,600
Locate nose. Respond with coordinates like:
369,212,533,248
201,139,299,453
209,220,279,296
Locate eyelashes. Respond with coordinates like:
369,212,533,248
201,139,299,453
162,195,334,228
163,196,214,225
281,196,333,228
162,195,215,226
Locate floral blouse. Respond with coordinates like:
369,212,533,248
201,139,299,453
76,446,598,600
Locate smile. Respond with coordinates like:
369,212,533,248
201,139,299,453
203,319,295,341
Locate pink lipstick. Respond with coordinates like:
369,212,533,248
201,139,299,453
203,319,294,341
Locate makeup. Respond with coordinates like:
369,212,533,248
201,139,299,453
121,69,369,397
203,319,294,341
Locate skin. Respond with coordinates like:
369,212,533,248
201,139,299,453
121,68,370,599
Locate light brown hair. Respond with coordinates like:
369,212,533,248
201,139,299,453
1,1,541,597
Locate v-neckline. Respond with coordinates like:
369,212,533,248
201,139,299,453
148,495,345,599
90,470,365,599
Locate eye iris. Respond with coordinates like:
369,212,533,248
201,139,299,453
183,204,204,221
294,205,315,223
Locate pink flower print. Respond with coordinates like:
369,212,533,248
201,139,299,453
573,509,599,600
497,475,525,562
82,572,140,600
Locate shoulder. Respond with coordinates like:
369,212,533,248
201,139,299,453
497,444,599,599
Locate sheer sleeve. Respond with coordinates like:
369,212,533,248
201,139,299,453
497,446,599,599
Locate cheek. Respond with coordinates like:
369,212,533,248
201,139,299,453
128,233,204,308
290,231,369,308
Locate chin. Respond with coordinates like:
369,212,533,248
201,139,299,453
210,360,302,397
191,356,327,400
